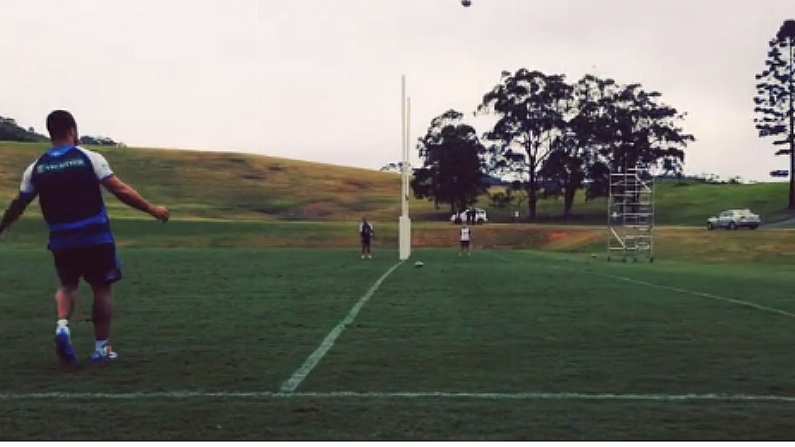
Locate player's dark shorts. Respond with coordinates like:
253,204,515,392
52,243,122,287
460,240,471,248
361,237,372,247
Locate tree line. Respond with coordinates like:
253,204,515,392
412,70,695,219
0,116,48,142
0,114,121,147
412,18,795,218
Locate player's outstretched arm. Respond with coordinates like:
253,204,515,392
102,176,170,222
0,193,35,238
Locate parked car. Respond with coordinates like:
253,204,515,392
707,209,761,230
450,208,488,224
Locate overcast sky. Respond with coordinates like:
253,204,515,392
1,0,793,180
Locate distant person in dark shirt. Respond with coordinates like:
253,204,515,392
359,217,374,259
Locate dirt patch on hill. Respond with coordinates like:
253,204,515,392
543,230,604,250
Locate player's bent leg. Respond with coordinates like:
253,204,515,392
52,246,82,367
54,285,79,367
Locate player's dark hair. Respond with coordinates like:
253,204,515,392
46,110,78,141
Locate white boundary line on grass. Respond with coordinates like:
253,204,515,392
279,261,403,393
591,272,795,319
1,390,795,403
489,252,795,319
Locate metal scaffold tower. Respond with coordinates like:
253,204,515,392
607,165,655,262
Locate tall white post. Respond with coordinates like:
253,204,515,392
399,75,412,261
406,96,411,216
401,75,406,217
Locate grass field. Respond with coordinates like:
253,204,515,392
2,219,795,440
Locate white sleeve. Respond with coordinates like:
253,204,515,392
19,162,36,195
78,147,114,180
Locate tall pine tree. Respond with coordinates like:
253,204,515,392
755,19,795,209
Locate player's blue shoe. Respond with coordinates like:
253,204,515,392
55,326,78,367
89,343,119,364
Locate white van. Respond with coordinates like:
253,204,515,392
450,208,488,224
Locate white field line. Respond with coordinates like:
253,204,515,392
488,252,795,319
589,271,795,319
279,261,403,393
1,390,795,403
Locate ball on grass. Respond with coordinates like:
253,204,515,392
414,261,425,268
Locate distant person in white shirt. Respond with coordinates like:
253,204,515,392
359,217,374,259
459,224,472,256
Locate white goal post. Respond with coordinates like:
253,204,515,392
399,75,412,261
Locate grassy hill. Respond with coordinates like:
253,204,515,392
0,141,414,221
1,141,793,226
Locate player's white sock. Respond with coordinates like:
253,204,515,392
95,339,109,352
56,319,69,330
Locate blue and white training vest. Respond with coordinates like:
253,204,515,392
19,146,116,252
